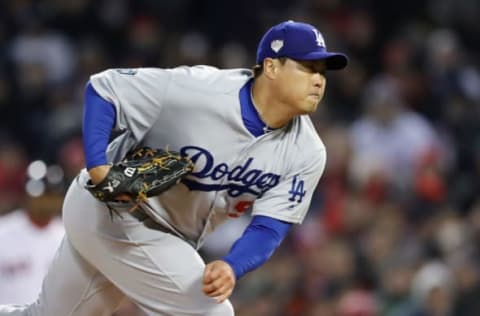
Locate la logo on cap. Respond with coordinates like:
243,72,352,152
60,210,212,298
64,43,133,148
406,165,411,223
312,28,325,47
270,39,284,53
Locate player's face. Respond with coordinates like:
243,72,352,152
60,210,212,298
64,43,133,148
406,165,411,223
275,58,327,114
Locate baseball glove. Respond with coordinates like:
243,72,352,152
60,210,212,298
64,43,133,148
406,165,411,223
85,147,194,206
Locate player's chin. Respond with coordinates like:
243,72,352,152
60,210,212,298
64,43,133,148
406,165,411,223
301,99,320,113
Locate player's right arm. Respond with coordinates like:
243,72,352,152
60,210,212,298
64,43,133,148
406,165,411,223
83,81,115,184
202,215,292,303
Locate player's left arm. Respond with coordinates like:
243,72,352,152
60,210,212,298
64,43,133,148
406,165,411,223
203,146,326,302
202,215,292,303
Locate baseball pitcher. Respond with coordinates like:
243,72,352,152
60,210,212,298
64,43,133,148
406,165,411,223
0,20,347,315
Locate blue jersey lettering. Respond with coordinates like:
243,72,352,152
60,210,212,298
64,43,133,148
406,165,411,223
180,146,280,197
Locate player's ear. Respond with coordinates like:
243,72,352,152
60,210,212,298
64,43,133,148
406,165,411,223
263,58,278,79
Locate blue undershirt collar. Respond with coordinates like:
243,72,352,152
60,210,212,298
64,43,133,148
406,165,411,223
239,79,277,137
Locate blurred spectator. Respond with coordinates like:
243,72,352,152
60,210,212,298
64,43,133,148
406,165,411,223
56,136,85,186
337,288,379,316
434,210,474,263
0,1,479,314
217,42,249,69
410,260,456,316
451,256,480,316
9,21,76,85
378,260,419,316
0,190,64,304
44,86,83,158
177,31,211,65
348,77,443,201
124,15,165,66
0,140,28,214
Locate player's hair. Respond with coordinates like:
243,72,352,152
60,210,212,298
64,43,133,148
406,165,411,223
252,57,288,78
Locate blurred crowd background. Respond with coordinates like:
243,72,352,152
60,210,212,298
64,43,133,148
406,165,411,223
0,0,479,315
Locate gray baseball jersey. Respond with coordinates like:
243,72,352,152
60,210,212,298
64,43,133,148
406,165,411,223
0,65,327,316
86,65,326,247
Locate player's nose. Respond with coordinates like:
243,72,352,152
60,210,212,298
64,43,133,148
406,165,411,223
312,72,324,88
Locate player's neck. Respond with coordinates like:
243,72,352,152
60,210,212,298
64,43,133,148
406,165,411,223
251,79,296,129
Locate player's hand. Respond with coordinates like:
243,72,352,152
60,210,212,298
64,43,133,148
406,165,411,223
202,260,236,303
88,165,111,184
88,165,131,202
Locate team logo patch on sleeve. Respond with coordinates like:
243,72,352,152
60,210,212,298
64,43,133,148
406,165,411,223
288,175,306,203
116,68,138,75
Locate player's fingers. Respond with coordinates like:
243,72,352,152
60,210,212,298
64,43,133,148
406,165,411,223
202,273,235,296
213,287,234,303
203,260,235,297
202,264,214,284
202,287,216,296
205,282,231,298
208,267,221,280
202,282,216,295
203,262,224,284
202,276,224,295
213,260,233,278
202,273,220,290
202,277,226,294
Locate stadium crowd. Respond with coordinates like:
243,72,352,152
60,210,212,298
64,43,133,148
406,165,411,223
0,1,479,315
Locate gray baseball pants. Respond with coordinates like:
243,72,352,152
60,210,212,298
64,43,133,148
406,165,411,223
0,178,234,316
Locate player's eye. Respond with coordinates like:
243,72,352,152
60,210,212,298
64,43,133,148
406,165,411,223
309,62,327,75
294,61,312,72
296,60,325,75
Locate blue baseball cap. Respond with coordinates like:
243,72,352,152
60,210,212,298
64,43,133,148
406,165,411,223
256,21,348,70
